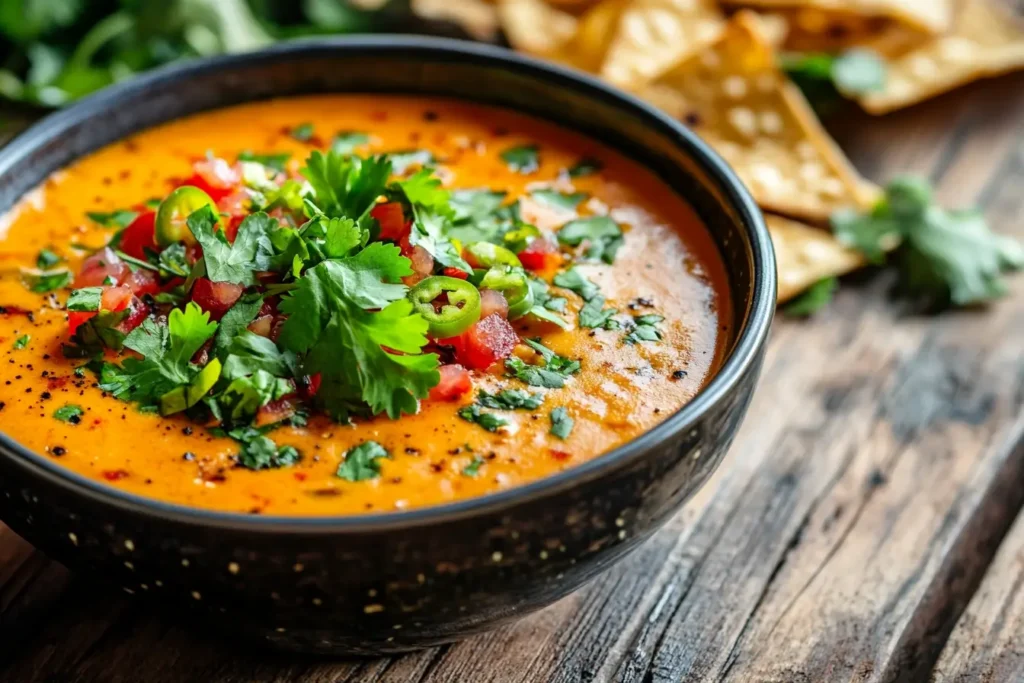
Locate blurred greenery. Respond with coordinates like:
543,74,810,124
0,0,401,107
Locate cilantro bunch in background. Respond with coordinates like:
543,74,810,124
0,0,393,107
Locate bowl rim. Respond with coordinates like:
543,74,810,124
0,34,776,533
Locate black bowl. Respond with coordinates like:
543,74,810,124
0,36,775,654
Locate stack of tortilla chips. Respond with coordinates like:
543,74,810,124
417,0,1024,304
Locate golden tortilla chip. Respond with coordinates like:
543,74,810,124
860,0,1024,114
599,0,726,88
722,0,953,36
767,214,865,301
412,0,500,42
639,12,874,221
498,0,579,57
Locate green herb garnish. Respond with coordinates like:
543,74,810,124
501,145,540,174
36,248,61,269
12,334,30,349
458,404,509,432
784,277,838,317
557,216,624,264
26,270,72,293
624,314,664,344
86,209,138,229
477,389,544,411
53,404,83,423
462,455,485,477
337,441,391,481
549,406,574,440
290,122,315,142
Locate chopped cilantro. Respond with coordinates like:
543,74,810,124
458,404,509,432
277,251,439,421
530,189,587,212
12,334,30,349
389,149,436,174
26,269,72,293
331,131,371,155
506,341,580,389
290,122,315,142
567,157,602,178
579,295,619,329
523,338,581,374
391,168,471,271
549,406,574,440
833,177,1023,306
155,243,191,278
450,189,507,224
187,207,274,285
337,441,390,481
229,427,300,470
238,150,291,172
53,404,83,423
557,216,624,264
553,267,600,301
624,314,664,344
501,145,540,174
66,287,102,311
214,294,264,358
36,248,61,269
86,209,138,229
302,150,391,221
784,277,838,317
462,455,485,477
477,389,544,411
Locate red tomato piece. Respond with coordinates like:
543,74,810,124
517,238,563,272
116,297,149,334
117,211,156,260
442,314,518,370
125,269,160,297
428,364,473,402
190,278,243,321
400,239,435,285
223,213,244,243
255,397,296,428
443,267,469,280
479,289,509,319
371,202,410,242
181,157,239,202
67,311,96,337
101,285,134,313
77,247,130,287
299,373,322,400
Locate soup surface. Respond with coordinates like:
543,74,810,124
0,95,730,516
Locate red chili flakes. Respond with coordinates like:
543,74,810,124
102,469,130,481
550,450,572,461
294,472,308,481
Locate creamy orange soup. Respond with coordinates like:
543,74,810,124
0,95,729,515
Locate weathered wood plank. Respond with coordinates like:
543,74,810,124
1,56,1024,683
932,501,1024,683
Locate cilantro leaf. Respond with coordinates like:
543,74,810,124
505,339,581,389
331,131,371,155
86,209,138,229
391,169,470,271
450,189,506,224
238,150,291,172
579,295,619,329
531,189,587,211
624,314,664,344
462,455,485,477
187,207,274,285
302,150,391,220
834,177,1024,306
278,256,438,420
567,157,602,178
36,247,61,269
458,404,509,432
337,441,390,481
784,277,838,317
549,406,574,439
832,49,887,96
66,287,102,311
557,217,624,264
219,369,294,423
477,389,544,410
501,145,539,174
155,243,190,278
290,122,315,142
229,427,300,471
553,267,600,301
222,331,296,381
389,149,436,175
523,338,581,375
26,269,72,293
214,294,263,358
13,334,30,350
53,404,83,423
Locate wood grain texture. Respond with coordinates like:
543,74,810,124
2,58,1024,683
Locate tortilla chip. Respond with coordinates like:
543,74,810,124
860,0,1024,114
767,214,865,301
721,0,953,36
600,0,726,88
498,0,579,57
639,12,874,222
412,0,500,42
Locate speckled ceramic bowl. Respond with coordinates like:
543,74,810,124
0,36,775,654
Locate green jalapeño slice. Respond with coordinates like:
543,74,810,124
409,276,483,338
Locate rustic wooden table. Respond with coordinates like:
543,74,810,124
1,68,1022,683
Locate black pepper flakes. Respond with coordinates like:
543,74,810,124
51,446,66,457
671,370,688,380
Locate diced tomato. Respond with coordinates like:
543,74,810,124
117,211,156,260
440,314,518,370
116,297,149,334
299,373,322,400
181,157,239,202
125,269,160,297
371,202,410,241
67,311,95,337
479,289,509,319
517,238,563,272
218,191,251,219
443,267,469,280
190,278,243,320
255,397,296,428
77,247,130,287
400,238,435,285
100,285,133,313
223,213,244,243
428,364,473,402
